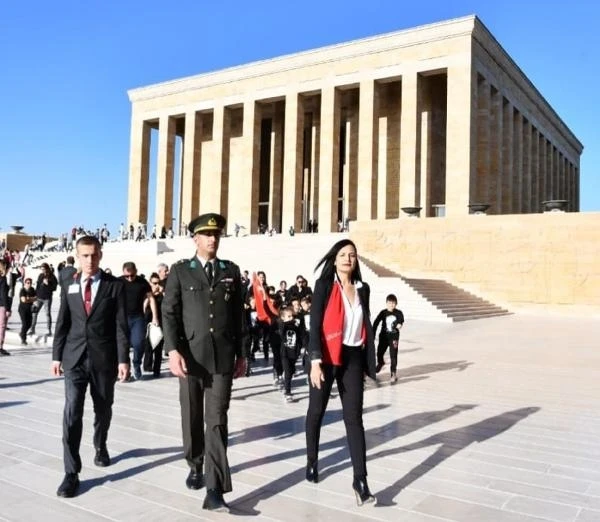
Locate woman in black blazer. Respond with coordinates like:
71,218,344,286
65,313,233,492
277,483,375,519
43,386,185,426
305,239,377,506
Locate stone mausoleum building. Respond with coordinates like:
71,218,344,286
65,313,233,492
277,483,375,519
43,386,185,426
127,15,582,235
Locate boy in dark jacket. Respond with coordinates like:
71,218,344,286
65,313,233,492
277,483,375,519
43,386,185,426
372,294,404,382
278,307,304,402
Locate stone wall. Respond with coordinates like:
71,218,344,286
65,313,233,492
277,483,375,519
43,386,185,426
351,212,600,313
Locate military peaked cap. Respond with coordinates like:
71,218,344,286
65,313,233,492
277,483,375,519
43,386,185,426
188,213,226,234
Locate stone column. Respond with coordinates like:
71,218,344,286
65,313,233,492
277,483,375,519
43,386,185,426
521,119,532,213
155,115,176,230
282,92,304,231
475,76,490,208
377,114,388,219
357,80,377,220
200,105,225,215
180,111,202,227
511,111,523,213
500,100,513,213
318,85,341,232
269,102,285,232
445,63,475,216
399,71,421,211
127,118,151,226
530,127,539,213
242,100,261,232
489,87,502,214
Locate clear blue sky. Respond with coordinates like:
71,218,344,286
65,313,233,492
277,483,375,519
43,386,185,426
1,0,598,236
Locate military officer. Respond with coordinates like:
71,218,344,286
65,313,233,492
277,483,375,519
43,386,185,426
162,213,247,513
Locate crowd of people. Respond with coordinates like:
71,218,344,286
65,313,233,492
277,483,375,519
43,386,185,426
0,212,404,512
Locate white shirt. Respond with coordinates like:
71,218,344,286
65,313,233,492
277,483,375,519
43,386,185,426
341,281,364,347
80,271,102,306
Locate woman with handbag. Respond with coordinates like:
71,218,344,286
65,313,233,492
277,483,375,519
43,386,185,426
304,239,377,506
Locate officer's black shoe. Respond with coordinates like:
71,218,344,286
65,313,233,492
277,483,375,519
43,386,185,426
94,447,111,467
186,470,205,490
202,488,229,512
57,473,79,498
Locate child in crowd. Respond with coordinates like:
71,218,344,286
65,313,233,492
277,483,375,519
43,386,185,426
278,306,304,402
372,294,405,382
244,295,260,375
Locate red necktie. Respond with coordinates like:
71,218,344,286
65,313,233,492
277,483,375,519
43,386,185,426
84,278,93,315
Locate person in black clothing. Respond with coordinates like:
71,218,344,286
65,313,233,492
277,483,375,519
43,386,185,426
305,239,377,506
0,260,12,356
59,256,77,288
143,273,164,377
29,262,58,336
120,262,158,380
279,307,304,402
244,295,260,373
18,278,37,345
287,275,313,303
372,294,404,382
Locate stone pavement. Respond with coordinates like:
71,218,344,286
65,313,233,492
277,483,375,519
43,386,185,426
1,313,599,521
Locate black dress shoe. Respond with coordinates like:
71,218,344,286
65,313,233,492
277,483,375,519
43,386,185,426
94,447,111,467
185,470,205,490
305,462,318,483
202,488,229,512
57,473,79,498
352,477,376,506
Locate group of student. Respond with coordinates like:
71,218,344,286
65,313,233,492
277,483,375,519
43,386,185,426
242,270,405,402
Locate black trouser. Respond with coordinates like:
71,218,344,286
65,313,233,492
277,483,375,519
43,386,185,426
30,297,52,334
62,357,116,474
270,336,283,378
377,334,399,373
257,320,271,360
18,306,32,342
305,344,367,478
143,338,163,375
179,370,233,492
281,350,298,394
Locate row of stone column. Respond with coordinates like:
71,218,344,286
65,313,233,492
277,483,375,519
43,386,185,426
473,75,579,214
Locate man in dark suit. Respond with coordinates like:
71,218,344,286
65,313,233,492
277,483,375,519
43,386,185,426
162,213,247,513
51,235,129,498
58,255,77,288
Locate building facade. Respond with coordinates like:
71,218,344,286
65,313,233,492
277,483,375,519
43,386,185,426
127,15,583,235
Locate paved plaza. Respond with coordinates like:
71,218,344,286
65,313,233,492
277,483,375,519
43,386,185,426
1,313,599,521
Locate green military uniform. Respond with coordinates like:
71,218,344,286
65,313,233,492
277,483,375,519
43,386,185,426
162,213,246,495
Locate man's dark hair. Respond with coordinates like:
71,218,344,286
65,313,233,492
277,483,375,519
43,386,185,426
386,294,398,304
122,261,137,272
66,256,75,265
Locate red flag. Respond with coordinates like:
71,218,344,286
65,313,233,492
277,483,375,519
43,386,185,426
321,282,344,365
252,273,277,324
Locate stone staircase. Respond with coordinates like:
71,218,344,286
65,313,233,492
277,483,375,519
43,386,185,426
360,256,511,322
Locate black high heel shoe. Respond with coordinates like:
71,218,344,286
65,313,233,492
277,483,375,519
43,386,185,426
305,462,318,483
352,477,376,506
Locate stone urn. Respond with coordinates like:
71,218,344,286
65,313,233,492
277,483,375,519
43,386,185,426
10,225,24,233
401,206,422,218
541,200,568,212
468,203,490,215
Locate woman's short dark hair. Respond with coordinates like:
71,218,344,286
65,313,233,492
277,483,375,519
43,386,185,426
315,239,362,283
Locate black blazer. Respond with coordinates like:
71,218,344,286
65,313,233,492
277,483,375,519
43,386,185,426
162,256,245,375
52,271,129,372
308,278,377,380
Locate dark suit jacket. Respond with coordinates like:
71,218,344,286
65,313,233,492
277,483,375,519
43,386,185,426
58,265,77,289
52,271,130,372
162,256,245,375
308,277,377,380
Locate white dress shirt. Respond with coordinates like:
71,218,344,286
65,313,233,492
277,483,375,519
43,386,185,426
80,271,102,307
341,281,364,347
